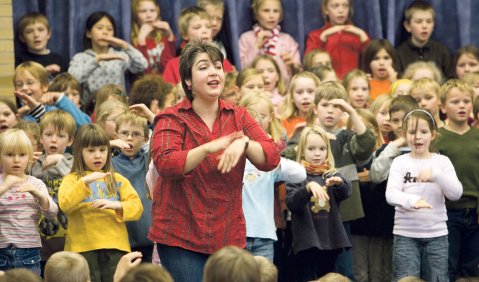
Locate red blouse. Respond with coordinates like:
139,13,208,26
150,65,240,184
149,98,281,254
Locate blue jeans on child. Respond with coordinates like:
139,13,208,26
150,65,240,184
392,235,448,282
157,244,209,282
0,245,41,275
246,237,275,261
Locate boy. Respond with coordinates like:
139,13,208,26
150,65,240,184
49,73,82,109
197,0,230,59
162,6,235,85
435,79,479,281
396,1,454,79
112,112,154,263
15,12,68,77
30,110,75,272
44,251,90,282
408,77,443,127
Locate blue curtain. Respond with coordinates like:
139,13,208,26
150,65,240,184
12,0,479,69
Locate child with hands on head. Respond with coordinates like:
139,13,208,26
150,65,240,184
68,11,147,105
286,125,352,281
0,129,58,275
386,109,462,281
58,124,143,282
239,0,301,82
305,0,369,79
130,0,175,74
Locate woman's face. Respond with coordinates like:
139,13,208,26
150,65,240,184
188,53,225,102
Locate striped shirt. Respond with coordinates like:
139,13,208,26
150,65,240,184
0,175,58,248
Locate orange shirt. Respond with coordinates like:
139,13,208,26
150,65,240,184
370,79,391,100
282,116,306,138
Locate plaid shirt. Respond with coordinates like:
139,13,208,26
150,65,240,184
149,98,280,254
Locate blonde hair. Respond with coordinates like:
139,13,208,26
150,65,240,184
369,94,392,115
236,68,263,88
305,81,347,125
71,124,118,195
402,61,444,84
409,77,440,99
252,54,286,95
13,61,49,88
178,6,210,39
197,0,224,10
317,272,351,282
203,246,261,282
282,71,321,120
44,251,90,282
462,72,479,86
389,79,413,96
343,69,370,105
303,49,331,71
296,125,336,176
251,0,283,22
321,0,353,22
13,121,40,150
130,0,163,46
39,110,76,140
120,263,173,282
115,111,149,140
94,84,128,115
254,256,277,282
0,129,34,172
239,92,283,143
439,79,473,104
347,109,383,149
95,100,128,125
17,12,50,35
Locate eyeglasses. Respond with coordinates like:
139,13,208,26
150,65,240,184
14,80,38,88
118,130,144,139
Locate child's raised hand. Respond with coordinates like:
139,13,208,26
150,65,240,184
328,98,354,114
95,53,125,63
82,172,111,185
129,104,155,124
386,64,397,83
320,25,347,42
152,20,174,40
40,92,62,106
256,30,272,49
33,151,43,162
414,198,432,209
113,252,143,282
110,139,131,150
306,181,330,202
343,25,369,42
91,199,122,210
326,176,343,187
14,90,40,109
45,64,61,74
138,23,155,44
102,36,129,50
416,169,432,183
42,154,64,169
3,175,25,188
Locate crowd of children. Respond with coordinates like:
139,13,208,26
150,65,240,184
2,0,479,281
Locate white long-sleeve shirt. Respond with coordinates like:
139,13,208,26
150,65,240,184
386,153,462,238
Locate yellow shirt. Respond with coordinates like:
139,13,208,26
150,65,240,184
58,172,143,253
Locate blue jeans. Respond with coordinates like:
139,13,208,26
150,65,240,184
447,208,479,281
392,235,448,282
246,237,274,261
157,244,209,282
0,245,41,275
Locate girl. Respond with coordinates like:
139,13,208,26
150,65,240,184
286,125,352,282
281,72,320,138
386,109,462,281
343,69,370,109
0,98,19,133
239,0,301,83
0,129,58,275
130,0,175,74
236,68,265,98
369,94,392,143
252,54,287,112
68,11,147,106
305,0,369,79
303,49,332,71
403,61,444,84
239,92,306,261
455,45,479,79
91,83,128,120
362,39,399,100
58,124,143,282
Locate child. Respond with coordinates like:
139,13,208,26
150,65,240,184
252,55,287,111
117,263,173,282
462,72,479,101
13,121,42,153
44,251,90,282
68,11,147,105
390,79,413,97
91,84,128,120
30,111,75,272
129,74,175,116
221,72,240,105
162,6,235,86
435,79,479,281
369,94,392,143
455,45,479,79
49,73,82,109
0,268,42,282
303,49,332,71
239,0,301,83
15,12,68,76
130,0,175,74
402,61,444,84
58,124,143,282
95,100,128,141
0,129,58,275
236,68,265,98
240,92,306,262
281,72,320,137
197,0,229,59
409,77,444,128
254,256,278,282
305,0,369,79
386,109,462,281
13,61,91,127
396,0,454,78
310,65,337,82
287,125,352,281
112,112,153,263
362,39,398,100
0,97,19,133
343,69,370,109
203,246,261,282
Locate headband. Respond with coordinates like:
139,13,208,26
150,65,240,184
403,109,436,129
